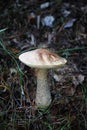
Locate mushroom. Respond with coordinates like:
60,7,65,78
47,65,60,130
19,48,67,107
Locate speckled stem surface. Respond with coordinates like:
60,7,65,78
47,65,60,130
35,69,52,107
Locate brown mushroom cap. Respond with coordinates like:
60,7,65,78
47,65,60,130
19,48,67,69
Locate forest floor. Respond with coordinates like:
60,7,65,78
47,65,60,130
0,0,87,130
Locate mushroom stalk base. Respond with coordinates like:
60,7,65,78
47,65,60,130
36,69,51,107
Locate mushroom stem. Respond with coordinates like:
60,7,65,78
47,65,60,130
35,69,52,107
